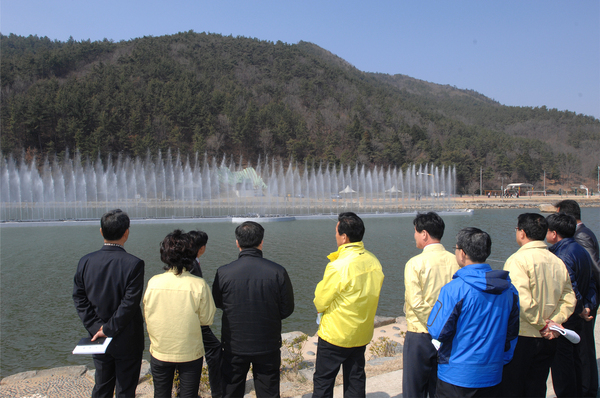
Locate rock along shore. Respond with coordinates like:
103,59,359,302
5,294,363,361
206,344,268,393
0,316,401,398
5,311,600,398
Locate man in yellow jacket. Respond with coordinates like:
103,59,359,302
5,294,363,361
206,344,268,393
313,212,384,398
403,212,459,398
500,213,576,397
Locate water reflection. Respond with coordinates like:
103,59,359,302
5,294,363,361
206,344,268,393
1,208,598,378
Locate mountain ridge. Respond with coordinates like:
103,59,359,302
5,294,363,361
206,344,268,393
1,31,598,192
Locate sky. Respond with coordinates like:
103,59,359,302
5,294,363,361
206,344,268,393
2,0,599,119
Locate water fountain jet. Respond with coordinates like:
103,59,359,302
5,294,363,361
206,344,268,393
1,151,462,222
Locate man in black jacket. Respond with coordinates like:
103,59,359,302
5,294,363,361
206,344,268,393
547,213,596,397
212,221,295,398
556,199,600,397
73,209,145,398
188,230,223,398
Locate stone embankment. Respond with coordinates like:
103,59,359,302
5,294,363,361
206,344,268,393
453,194,600,210
4,310,600,398
0,316,401,398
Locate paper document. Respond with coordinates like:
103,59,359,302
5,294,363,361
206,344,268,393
549,325,580,344
72,337,112,354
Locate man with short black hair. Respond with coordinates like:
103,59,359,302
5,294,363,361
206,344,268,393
313,212,384,398
212,221,294,398
500,213,576,397
188,230,223,398
556,199,600,397
546,213,596,397
73,209,145,397
403,212,459,398
428,228,519,397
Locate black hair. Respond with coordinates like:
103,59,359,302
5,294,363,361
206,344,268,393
235,221,264,249
517,213,548,241
555,199,581,221
456,227,491,263
160,229,196,275
100,209,130,241
413,212,445,240
337,212,365,242
188,230,209,252
546,213,577,239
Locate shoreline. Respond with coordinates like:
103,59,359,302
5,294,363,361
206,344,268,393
2,195,599,227
3,310,600,398
0,316,403,398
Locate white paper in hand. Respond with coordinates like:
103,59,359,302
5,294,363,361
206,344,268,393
72,337,113,354
549,325,580,344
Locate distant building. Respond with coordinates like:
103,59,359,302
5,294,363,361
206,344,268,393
505,183,533,196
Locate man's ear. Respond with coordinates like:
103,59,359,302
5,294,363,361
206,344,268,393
99,228,104,238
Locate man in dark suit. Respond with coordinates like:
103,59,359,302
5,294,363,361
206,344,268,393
556,199,600,397
188,229,223,398
73,209,145,398
212,221,294,398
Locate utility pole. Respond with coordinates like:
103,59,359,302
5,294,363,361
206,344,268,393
543,170,546,196
480,167,483,196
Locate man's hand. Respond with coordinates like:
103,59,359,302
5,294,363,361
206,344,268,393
540,320,561,340
580,307,594,322
91,326,107,341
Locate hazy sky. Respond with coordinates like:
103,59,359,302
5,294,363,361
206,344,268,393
2,0,599,119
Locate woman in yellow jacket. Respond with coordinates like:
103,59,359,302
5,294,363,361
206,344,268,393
144,230,216,398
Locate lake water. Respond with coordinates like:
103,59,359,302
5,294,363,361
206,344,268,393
1,208,598,378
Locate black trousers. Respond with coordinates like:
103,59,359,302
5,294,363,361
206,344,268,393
435,379,500,398
92,350,143,398
500,336,557,397
313,337,367,398
402,331,438,398
221,349,280,398
551,317,584,397
202,325,223,397
580,310,598,397
151,355,203,398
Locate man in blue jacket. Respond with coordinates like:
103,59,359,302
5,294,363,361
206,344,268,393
556,199,600,397
427,227,520,397
546,213,596,397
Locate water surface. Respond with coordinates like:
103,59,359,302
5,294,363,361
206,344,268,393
1,208,598,378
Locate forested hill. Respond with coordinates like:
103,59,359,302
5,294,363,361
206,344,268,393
1,31,599,192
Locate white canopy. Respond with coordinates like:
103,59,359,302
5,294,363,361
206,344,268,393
339,185,356,193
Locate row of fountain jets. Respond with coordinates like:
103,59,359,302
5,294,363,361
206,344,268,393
1,150,456,221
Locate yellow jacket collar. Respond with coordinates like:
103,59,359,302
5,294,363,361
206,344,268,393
422,242,445,252
328,241,365,262
518,240,548,251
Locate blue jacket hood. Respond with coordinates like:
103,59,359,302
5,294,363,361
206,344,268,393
454,263,511,295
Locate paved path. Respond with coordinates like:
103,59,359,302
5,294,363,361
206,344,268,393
2,316,599,398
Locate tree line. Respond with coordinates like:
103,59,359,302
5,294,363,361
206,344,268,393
2,31,599,193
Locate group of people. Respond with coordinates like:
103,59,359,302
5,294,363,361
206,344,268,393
403,200,599,398
72,199,598,398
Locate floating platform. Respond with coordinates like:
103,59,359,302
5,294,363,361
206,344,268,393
231,216,296,223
